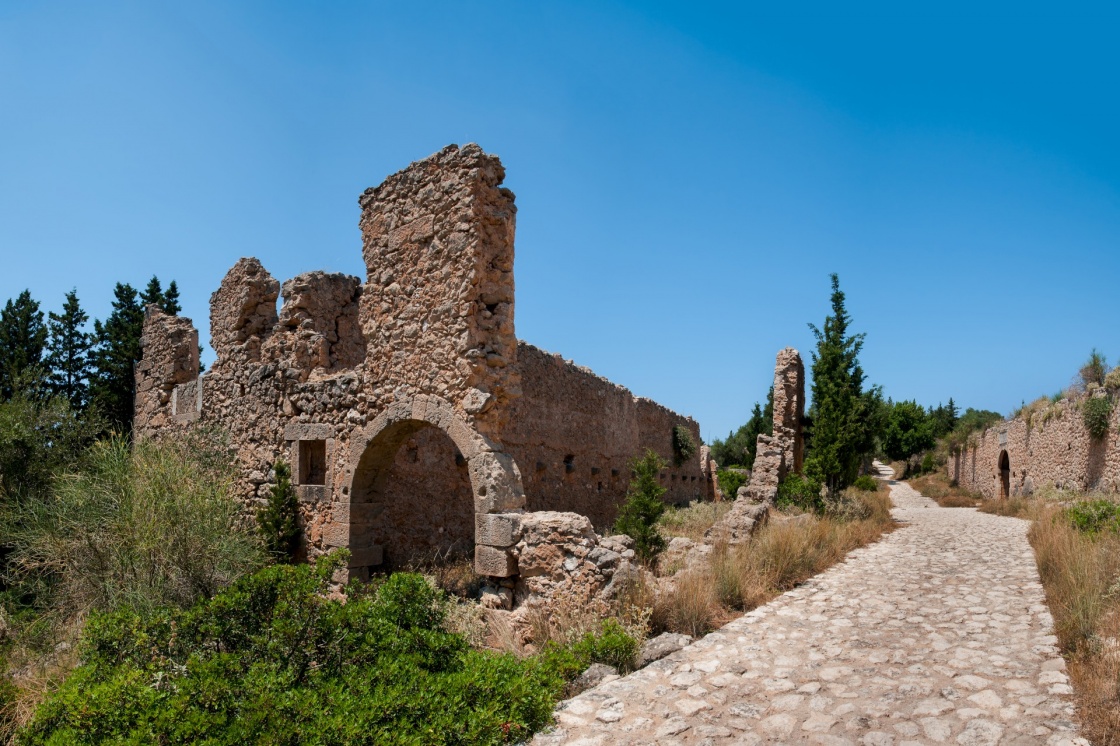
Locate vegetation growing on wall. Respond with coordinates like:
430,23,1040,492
671,424,696,467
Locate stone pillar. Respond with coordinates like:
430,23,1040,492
772,347,805,475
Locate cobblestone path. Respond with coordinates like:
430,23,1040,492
534,467,1087,745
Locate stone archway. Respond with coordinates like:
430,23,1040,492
344,395,527,580
999,450,1010,500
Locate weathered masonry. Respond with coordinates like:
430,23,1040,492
950,391,1120,499
135,144,713,582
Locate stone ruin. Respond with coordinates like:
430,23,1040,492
705,347,805,545
134,144,719,612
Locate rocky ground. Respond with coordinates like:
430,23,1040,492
532,465,1087,745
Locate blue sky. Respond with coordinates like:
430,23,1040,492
2,1,1118,442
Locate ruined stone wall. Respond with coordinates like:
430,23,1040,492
357,144,519,439
951,394,1120,499
134,143,710,586
502,343,705,531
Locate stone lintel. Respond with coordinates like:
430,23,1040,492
284,423,334,441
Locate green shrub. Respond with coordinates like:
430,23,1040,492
571,618,639,673
1066,500,1120,535
775,474,823,514
614,450,668,563
2,431,264,618
19,554,575,745
851,475,878,492
717,469,748,499
258,460,301,563
671,425,696,467
920,452,935,474
1082,396,1113,440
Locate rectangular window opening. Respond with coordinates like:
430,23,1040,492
299,439,327,486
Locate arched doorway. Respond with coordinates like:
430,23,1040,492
349,419,475,577
998,450,1010,499
343,396,527,581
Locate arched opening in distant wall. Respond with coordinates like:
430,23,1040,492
348,419,475,579
998,450,1010,500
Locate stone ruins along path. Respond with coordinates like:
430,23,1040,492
534,464,1087,746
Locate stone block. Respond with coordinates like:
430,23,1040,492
348,545,383,568
297,485,331,504
470,451,527,513
475,545,518,577
284,422,334,441
475,512,521,547
322,520,349,548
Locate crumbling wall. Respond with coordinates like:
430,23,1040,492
134,143,710,594
502,343,705,530
706,348,805,544
135,308,199,432
357,144,520,439
951,393,1120,499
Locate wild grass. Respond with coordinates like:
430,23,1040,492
657,500,732,542
0,431,265,742
980,491,1120,744
910,471,983,508
649,485,894,638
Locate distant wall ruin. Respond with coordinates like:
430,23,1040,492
951,392,1120,499
135,144,711,585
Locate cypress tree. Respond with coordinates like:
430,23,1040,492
805,274,879,493
258,461,301,563
90,283,144,431
613,449,668,563
46,289,93,410
0,290,48,400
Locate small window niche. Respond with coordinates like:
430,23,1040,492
299,439,327,486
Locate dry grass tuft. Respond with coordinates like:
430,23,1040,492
1001,494,1120,744
658,501,732,542
909,471,982,508
649,486,895,638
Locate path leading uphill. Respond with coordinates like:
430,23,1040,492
533,464,1086,745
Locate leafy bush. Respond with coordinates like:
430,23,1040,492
1066,500,1120,535
19,555,577,745
2,431,264,618
570,618,639,673
716,469,748,499
851,475,878,492
614,450,668,563
258,460,301,563
775,474,823,514
671,425,696,467
1082,396,1113,440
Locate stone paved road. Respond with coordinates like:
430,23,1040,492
533,466,1087,745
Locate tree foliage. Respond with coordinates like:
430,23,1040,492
710,387,773,469
0,290,48,401
805,274,881,493
613,449,668,563
45,289,93,411
89,278,179,432
258,461,301,563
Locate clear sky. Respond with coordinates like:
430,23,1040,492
2,1,1118,442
